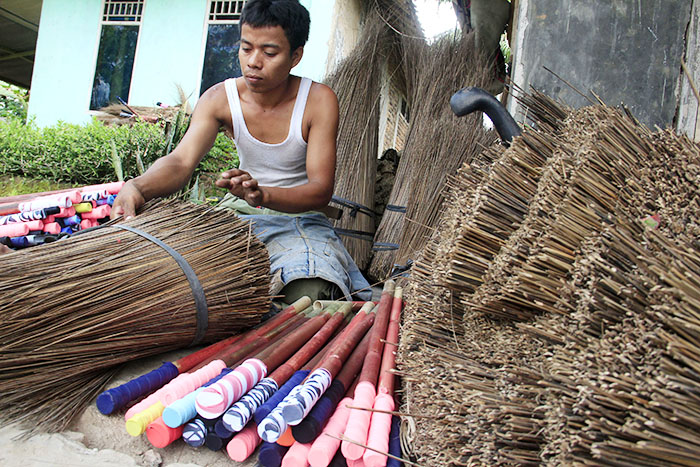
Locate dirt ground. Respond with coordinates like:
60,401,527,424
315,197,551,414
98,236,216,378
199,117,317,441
0,348,258,467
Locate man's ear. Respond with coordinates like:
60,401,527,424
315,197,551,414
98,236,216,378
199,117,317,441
291,46,304,68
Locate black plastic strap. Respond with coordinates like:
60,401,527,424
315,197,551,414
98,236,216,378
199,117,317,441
331,196,377,219
333,227,375,241
384,204,406,213
372,242,400,251
109,224,209,346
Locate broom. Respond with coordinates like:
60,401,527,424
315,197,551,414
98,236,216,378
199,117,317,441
0,198,271,434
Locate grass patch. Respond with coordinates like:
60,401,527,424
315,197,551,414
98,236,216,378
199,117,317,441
0,175,78,198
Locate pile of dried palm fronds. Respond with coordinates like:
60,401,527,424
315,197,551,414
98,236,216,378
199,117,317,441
326,0,419,271
0,199,270,434
367,31,497,281
397,90,700,465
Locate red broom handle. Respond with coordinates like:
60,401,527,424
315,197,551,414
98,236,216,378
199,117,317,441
377,288,402,395
187,297,312,371
315,308,376,379
358,280,395,386
257,312,332,371
216,313,309,368
334,324,372,391
268,303,353,384
174,334,243,373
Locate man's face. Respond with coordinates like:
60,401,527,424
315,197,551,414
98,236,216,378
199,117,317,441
239,24,303,92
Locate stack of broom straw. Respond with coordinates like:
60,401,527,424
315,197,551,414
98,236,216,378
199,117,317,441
326,0,419,271
0,199,271,434
396,89,700,465
368,31,497,281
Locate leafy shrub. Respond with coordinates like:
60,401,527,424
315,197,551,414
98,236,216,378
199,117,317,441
0,117,238,188
0,82,28,121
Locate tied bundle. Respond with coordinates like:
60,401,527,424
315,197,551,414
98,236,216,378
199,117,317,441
0,181,125,248
397,88,700,466
0,199,271,434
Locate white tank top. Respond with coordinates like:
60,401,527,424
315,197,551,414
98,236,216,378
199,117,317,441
224,77,311,188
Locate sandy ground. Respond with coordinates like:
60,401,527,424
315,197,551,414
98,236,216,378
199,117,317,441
0,348,258,467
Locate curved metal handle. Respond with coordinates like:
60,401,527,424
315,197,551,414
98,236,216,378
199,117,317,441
450,87,521,145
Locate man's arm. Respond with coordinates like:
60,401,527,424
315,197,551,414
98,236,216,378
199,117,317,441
218,83,338,213
111,85,225,219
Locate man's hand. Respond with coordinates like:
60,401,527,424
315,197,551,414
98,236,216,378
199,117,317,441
216,169,266,207
0,244,11,255
110,181,146,220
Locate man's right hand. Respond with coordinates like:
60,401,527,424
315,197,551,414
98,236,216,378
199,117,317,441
110,181,146,220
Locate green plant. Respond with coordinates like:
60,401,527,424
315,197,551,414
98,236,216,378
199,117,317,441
0,117,238,195
0,82,29,121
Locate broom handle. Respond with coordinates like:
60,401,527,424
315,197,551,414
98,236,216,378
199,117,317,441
96,297,312,415
342,280,395,461
364,287,403,467
220,305,352,433
291,325,372,444
376,287,402,395
358,280,395,386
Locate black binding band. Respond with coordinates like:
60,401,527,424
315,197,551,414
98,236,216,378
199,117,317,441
108,224,209,346
384,205,407,213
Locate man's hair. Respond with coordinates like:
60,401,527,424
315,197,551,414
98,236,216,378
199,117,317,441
240,0,310,52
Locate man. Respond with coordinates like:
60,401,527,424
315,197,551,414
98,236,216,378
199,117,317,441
111,0,370,304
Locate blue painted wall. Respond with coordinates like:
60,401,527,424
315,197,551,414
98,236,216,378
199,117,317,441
28,0,335,127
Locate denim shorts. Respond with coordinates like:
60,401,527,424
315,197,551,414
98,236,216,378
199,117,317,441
219,195,372,301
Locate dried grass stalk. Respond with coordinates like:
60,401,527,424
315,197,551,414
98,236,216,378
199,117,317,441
0,199,271,434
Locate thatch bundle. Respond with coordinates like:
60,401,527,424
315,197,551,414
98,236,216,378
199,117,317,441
0,199,271,433
326,0,419,271
368,31,497,281
397,90,700,465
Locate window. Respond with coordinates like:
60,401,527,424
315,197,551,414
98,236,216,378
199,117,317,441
209,1,246,21
90,1,144,110
200,1,246,95
400,98,410,123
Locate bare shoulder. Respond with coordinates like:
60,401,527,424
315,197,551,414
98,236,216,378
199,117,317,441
192,81,231,125
307,82,339,124
308,82,338,106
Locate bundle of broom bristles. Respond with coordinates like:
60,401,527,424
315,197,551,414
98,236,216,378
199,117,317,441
397,89,700,466
0,199,271,434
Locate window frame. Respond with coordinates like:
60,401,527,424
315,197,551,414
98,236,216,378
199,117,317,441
88,0,146,112
196,0,247,96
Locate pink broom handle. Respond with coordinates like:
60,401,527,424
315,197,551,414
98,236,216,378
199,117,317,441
364,287,403,467
221,304,353,433
0,223,29,238
307,377,361,467
342,280,395,461
97,296,312,416
227,422,262,462
196,312,332,419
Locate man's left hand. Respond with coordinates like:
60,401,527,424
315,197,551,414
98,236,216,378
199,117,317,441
216,169,266,207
